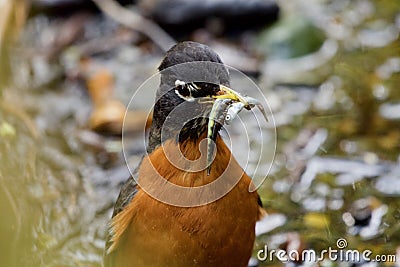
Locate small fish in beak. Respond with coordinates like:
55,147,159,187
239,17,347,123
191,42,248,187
225,102,245,125
206,85,269,175
206,98,232,175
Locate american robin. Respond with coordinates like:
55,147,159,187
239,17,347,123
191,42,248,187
104,41,266,267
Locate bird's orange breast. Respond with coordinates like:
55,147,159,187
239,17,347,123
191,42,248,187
107,135,260,267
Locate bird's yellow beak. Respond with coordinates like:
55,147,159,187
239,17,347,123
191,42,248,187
212,85,250,108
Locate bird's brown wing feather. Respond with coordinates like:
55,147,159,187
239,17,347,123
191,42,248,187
104,158,142,267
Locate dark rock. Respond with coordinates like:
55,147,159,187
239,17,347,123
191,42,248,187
30,0,135,16
140,0,279,35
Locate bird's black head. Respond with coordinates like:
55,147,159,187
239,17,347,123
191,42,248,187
147,42,248,154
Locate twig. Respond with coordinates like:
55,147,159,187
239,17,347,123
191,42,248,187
91,0,176,52
0,0,13,48
0,0,28,49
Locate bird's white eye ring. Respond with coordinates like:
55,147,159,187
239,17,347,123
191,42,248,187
175,89,195,102
188,83,200,91
175,80,186,87
174,80,196,102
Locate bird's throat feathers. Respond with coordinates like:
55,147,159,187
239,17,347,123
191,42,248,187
143,133,232,187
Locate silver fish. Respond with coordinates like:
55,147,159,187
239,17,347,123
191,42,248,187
206,94,268,175
206,98,232,175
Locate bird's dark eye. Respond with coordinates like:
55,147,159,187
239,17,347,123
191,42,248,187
193,82,219,96
177,84,191,97
174,80,219,100
174,80,195,101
